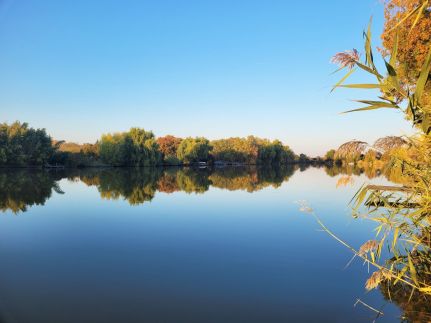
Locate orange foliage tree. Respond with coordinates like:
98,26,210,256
156,135,182,158
382,0,431,81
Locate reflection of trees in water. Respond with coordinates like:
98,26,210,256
156,167,212,194
324,164,364,177
210,167,260,192
0,169,64,213
0,164,406,213
210,165,295,192
324,163,411,185
78,168,163,205
157,168,180,193
158,165,297,194
176,168,211,193
0,165,299,212
77,166,296,202
156,166,297,194
2,165,429,320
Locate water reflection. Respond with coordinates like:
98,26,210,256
380,262,431,322
0,164,417,322
324,162,407,185
0,164,413,214
0,169,64,213
0,165,296,213
77,165,296,201
78,167,163,205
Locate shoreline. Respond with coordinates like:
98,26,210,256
0,160,330,170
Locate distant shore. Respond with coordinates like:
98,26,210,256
0,159,332,169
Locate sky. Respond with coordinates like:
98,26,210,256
0,0,414,156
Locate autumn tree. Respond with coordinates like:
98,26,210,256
381,0,431,108
211,137,258,163
156,135,182,157
156,135,182,164
382,0,431,78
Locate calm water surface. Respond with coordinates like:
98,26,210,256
0,166,402,322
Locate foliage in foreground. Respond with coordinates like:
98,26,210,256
330,0,431,318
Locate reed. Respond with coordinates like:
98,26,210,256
325,1,431,316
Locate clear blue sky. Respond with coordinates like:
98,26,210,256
0,0,413,156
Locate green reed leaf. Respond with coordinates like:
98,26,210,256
415,44,431,103
389,33,398,67
410,0,429,33
342,104,399,114
339,84,383,89
332,68,356,92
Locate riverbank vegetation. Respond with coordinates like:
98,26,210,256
0,122,302,167
323,136,411,182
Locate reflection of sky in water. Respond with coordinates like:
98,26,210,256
0,168,400,323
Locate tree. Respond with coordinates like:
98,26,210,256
324,149,336,160
210,136,295,164
176,137,212,164
156,135,182,157
0,122,55,166
81,143,99,157
128,128,162,166
99,133,131,166
156,135,182,164
258,139,296,164
382,0,431,79
381,0,431,108
98,128,162,166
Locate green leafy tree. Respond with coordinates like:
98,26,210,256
176,137,212,164
210,136,295,164
99,133,131,166
99,128,162,166
324,149,336,160
128,128,162,166
0,122,55,166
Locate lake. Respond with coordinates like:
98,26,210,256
0,166,403,322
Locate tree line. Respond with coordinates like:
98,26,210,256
0,121,304,167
